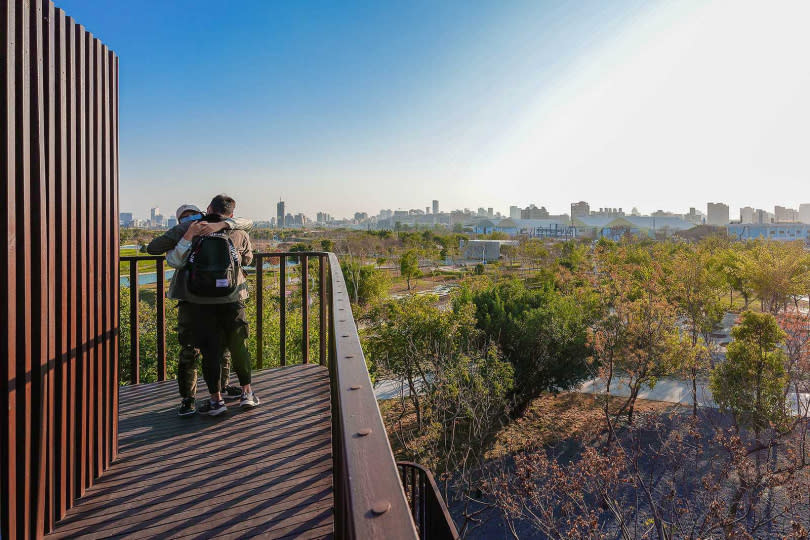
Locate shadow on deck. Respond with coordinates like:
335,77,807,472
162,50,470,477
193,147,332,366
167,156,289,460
48,365,334,539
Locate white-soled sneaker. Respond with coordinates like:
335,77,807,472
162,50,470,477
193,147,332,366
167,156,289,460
207,399,227,416
240,391,260,409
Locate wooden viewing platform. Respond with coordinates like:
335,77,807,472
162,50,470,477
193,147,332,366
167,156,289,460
47,365,334,539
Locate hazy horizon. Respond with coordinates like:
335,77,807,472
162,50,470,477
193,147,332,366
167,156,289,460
58,0,810,221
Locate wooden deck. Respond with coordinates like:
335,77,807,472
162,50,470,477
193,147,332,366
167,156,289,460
48,365,334,539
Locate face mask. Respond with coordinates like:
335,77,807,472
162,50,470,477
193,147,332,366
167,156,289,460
180,213,203,224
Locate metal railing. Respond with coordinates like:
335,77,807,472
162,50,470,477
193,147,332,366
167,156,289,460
118,251,458,539
398,462,460,540
119,251,330,383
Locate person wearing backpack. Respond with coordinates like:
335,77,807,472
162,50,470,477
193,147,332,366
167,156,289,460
152,194,258,416
147,204,252,416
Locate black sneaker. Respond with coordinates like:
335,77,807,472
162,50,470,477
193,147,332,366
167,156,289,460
207,400,227,416
178,397,196,417
223,385,242,401
240,391,260,409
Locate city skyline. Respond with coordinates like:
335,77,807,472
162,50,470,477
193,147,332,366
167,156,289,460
122,199,810,228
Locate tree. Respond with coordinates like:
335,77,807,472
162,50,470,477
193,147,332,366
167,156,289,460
716,246,754,309
746,241,810,314
464,279,594,409
341,261,390,305
500,244,518,268
710,311,788,433
670,245,725,414
778,311,810,416
400,249,420,291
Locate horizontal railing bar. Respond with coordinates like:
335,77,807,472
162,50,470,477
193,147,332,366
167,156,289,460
119,255,164,262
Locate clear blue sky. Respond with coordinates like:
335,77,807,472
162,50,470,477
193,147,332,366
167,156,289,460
56,1,810,220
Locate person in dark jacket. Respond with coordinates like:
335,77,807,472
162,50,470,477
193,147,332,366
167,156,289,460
147,203,252,416
149,194,257,416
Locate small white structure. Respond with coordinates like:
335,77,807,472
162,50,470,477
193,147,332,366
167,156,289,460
462,240,518,262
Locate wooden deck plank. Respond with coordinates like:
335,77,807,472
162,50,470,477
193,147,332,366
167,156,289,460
47,365,334,539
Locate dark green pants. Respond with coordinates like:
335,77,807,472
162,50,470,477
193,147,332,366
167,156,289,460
177,301,232,399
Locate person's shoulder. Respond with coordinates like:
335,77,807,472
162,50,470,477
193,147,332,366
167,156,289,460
228,229,250,241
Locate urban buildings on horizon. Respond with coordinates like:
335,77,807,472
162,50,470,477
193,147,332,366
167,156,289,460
120,200,810,242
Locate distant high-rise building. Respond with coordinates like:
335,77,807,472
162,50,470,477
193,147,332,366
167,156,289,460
775,205,798,223
509,205,521,220
706,202,729,226
277,201,285,228
570,201,590,220
685,207,703,225
432,200,439,215
799,204,810,224
740,206,755,224
167,217,178,228
755,209,772,224
591,207,625,217
521,204,550,219
150,207,159,222
119,212,134,226
487,208,493,218
426,207,430,215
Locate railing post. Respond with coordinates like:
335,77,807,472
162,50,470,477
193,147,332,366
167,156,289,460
302,254,309,364
155,260,165,381
255,254,263,369
128,260,139,385
319,255,327,366
279,254,286,366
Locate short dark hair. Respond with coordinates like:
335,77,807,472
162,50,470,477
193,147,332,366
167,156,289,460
209,194,236,215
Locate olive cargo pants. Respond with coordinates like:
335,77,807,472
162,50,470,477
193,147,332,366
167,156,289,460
177,301,232,399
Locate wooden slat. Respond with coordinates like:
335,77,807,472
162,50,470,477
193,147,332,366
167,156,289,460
16,2,34,536
53,6,69,524
42,0,57,532
1,1,18,538
111,49,120,464
47,365,335,539
30,0,49,535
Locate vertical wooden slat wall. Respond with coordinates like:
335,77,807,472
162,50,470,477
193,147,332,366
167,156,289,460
1,2,120,538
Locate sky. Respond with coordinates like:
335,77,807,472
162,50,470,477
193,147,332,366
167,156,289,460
56,0,810,221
